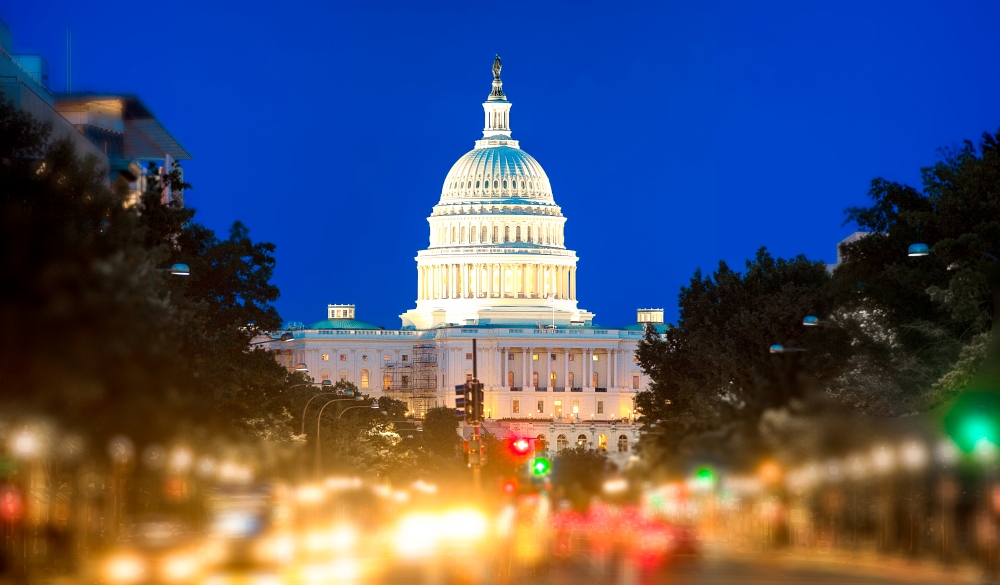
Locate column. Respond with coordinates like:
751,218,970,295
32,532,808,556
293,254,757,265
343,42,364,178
570,267,576,300
522,263,529,298
534,264,541,299
501,347,507,388
545,348,552,389
523,348,530,388
585,348,592,388
489,264,495,298
563,348,569,389
608,349,615,389
474,263,481,298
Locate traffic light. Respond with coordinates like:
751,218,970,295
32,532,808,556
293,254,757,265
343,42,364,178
474,381,485,421
501,478,518,495
467,439,482,466
0,485,22,521
943,391,1000,452
509,437,532,457
530,457,551,476
455,385,468,420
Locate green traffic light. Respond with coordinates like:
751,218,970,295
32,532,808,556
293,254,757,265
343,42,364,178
530,457,551,476
695,466,715,481
942,392,1000,453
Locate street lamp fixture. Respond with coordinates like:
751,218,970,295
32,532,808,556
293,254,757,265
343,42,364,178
907,243,931,257
769,344,806,354
157,263,190,276
295,363,308,372
802,315,822,327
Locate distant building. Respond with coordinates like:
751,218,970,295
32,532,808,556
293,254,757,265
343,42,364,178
0,18,190,204
265,58,665,468
827,231,872,272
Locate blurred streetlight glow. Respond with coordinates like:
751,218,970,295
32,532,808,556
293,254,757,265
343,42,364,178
169,448,193,473
902,441,928,470
873,445,895,474
12,430,37,459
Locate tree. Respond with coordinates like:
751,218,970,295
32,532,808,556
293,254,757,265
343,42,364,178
551,447,613,511
635,248,840,472
834,129,1000,413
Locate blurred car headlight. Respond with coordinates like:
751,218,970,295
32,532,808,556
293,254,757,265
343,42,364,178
440,509,488,542
105,554,146,584
163,553,200,582
254,534,295,564
394,513,440,558
330,524,357,552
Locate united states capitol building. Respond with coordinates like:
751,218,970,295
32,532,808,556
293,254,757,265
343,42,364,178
268,57,665,465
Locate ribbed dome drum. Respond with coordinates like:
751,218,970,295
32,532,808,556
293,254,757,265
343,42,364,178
441,145,553,202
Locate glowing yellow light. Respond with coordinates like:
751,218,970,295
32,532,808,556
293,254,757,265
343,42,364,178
163,554,198,582
105,555,146,584
296,484,326,504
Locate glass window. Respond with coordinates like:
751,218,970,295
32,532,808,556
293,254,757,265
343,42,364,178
513,400,520,414
384,354,390,362
516,226,521,241
476,180,480,188
537,400,544,414
401,375,409,389
550,371,557,386
557,434,568,451
532,372,539,387
568,372,575,387
493,180,498,188
593,372,599,388
632,374,640,390
503,180,508,189
618,435,629,452
402,355,408,362
592,354,599,361
504,226,510,242
508,353,515,360
532,354,538,361
568,354,575,362
597,401,604,414
340,354,347,361
339,370,348,382
362,354,368,361
536,434,547,452
554,400,563,417
466,353,473,360
577,434,588,447
383,374,391,389
466,373,473,383
321,354,329,361
507,371,514,387
361,369,370,389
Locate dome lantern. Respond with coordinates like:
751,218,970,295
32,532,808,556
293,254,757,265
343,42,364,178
482,54,512,140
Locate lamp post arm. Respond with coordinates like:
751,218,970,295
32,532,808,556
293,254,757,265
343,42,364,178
302,393,355,435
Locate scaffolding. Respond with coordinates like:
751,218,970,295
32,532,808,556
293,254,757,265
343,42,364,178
384,343,438,418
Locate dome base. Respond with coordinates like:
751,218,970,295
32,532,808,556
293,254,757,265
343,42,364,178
400,299,594,330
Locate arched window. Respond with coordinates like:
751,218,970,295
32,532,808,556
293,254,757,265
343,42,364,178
475,180,480,188
467,181,471,188
632,374,640,390
532,372,539,387
556,434,568,451
536,434,547,452
471,226,477,243
618,435,629,452
577,434,588,448
504,268,513,294
529,181,533,189
516,226,521,242
507,371,514,387
504,226,510,242
493,226,499,243
503,180,508,189
451,226,456,243
527,226,532,242
338,370,348,382
460,226,466,243
493,180,498,188
550,371,557,387
361,369,370,389
592,372,599,388
598,434,608,451
320,370,330,383
383,374,391,390
568,372,575,387
521,181,525,189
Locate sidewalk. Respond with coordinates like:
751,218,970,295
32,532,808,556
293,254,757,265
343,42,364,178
707,540,982,584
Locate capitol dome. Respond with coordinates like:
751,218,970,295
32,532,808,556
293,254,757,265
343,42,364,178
399,55,594,330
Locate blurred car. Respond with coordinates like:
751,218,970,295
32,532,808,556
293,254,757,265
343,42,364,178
101,515,205,585
626,519,700,568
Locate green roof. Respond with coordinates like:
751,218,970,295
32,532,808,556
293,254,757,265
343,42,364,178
621,322,670,333
307,318,382,330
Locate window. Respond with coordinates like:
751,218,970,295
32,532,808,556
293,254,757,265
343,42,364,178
554,400,563,417
384,354,390,363
383,374,391,389
321,354,329,361
503,180,508,189
466,373,473,383
362,354,369,361
451,227,456,242
551,353,556,361
508,353,515,360
572,400,579,414
537,400,544,414
507,371,514,387
476,180,480,188
550,372,557,386
471,226,477,242
568,354,575,362
340,354,347,361
598,434,608,451
466,353,473,360
339,370,348,382
536,434,547,452
597,400,604,414
568,372,575,387
633,354,638,362
632,374,640,390
532,372,539,387
527,226,532,242
401,375,409,389
521,181,525,189
493,226,499,242
532,354,538,361
512,400,520,414
493,180,498,188
593,372,599,388
556,434,568,451
402,355,408,362
320,370,330,383
361,369,370,389
618,434,629,453
504,226,510,242
516,226,521,241
460,226,466,243
592,354,599,361
577,434,588,447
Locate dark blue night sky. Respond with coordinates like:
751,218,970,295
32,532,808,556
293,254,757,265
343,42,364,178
5,1,1000,329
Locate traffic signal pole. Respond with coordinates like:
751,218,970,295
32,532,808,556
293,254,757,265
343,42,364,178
472,338,482,492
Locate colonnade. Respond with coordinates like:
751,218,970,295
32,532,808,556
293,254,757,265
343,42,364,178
496,347,621,390
417,262,577,301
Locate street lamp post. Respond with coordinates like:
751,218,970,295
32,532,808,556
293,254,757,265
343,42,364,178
314,400,380,478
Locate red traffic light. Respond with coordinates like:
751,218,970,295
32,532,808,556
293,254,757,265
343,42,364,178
502,479,518,495
509,437,532,457
0,486,22,521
